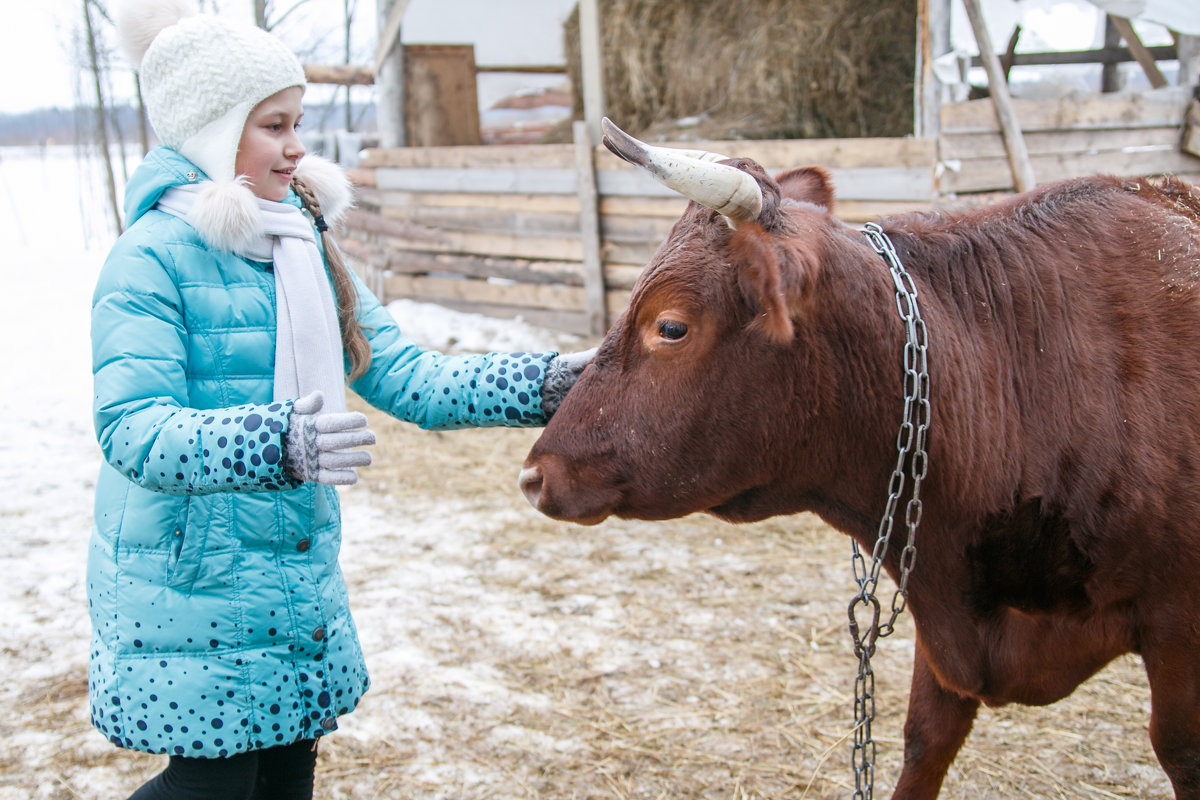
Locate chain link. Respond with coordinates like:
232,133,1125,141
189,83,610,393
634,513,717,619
848,223,930,800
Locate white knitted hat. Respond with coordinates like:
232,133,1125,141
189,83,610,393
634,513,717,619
115,0,307,183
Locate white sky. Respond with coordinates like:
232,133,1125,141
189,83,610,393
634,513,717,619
0,0,1181,116
1,0,577,114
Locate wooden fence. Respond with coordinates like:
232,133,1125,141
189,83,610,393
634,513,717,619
340,86,1200,335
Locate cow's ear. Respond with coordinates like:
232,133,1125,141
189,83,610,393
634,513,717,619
730,221,797,344
775,166,834,210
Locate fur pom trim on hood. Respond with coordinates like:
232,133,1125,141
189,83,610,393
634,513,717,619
184,155,355,254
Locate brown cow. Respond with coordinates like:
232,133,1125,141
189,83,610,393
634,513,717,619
520,118,1200,799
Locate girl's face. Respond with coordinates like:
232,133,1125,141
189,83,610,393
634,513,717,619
235,86,306,201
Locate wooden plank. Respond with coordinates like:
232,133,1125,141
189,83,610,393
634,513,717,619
304,64,375,85
606,289,632,319
404,45,481,147
601,214,675,244
376,166,577,195
942,87,1190,134
362,225,584,262
961,0,1035,192
600,195,689,218
579,0,605,144
360,144,575,169
361,136,933,172
836,199,935,222
1184,99,1200,159
604,265,645,290
372,0,410,74
594,136,937,171
603,240,659,267
941,126,1183,161
381,274,586,312
376,204,582,237
1109,16,1167,89
344,242,586,285
597,164,934,202
346,167,377,188
375,162,936,200
970,44,1177,68
939,147,1200,194
360,187,581,215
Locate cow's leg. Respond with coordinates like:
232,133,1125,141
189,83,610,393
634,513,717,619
1143,641,1200,799
892,649,980,800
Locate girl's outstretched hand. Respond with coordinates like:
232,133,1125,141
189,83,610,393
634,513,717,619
541,347,598,419
284,391,376,485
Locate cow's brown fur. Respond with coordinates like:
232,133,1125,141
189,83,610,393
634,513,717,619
522,162,1200,798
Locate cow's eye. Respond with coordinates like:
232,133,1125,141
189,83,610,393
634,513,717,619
657,320,688,341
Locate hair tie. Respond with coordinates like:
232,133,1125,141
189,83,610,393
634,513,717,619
313,214,328,233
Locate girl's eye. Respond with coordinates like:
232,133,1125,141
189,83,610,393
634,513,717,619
657,320,688,341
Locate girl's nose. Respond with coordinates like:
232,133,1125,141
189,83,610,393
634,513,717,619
285,132,306,160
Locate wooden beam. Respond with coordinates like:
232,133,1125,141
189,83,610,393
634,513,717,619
960,0,1035,192
573,120,608,336
373,0,411,74
374,0,408,147
915,0,951,138
475,65,568,74
303,64,375,86
579,0,605,144
1110,16,1168,89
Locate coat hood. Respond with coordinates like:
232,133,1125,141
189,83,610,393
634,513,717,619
124,146,354,251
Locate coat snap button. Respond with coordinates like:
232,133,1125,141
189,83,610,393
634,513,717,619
312,627,326,641
296,538,311,552
320,716,337,731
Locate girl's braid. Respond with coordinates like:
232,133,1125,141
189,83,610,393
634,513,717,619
292,176,372,381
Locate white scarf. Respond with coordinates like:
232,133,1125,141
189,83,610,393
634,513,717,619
156,183,347,412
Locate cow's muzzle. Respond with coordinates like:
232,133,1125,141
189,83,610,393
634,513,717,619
517,456,616,526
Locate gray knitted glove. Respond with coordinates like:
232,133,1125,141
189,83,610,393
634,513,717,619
541,347,597,419
284,391,376,485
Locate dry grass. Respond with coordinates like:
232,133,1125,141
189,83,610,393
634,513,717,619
558,0,916,142
318,405,1167,799
18,402,1170,798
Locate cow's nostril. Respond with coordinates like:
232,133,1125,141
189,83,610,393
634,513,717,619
518,465,544,508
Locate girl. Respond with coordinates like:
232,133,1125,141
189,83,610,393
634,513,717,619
90,1,590,797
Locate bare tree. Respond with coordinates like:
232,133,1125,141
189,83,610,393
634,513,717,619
81,0,123,235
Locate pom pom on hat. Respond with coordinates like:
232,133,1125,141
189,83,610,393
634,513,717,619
114,0,306,183
114,0,197,68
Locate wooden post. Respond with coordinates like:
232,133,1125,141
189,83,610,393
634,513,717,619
915,0,951,138
1110,16,1168,89
961,0,1035,193
1180,35,1200,88
375,0,410,148
579,0,606,144
573,120,607,336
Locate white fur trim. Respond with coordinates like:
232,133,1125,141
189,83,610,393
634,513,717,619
114,0,197,68
187,178,262,254
294,155,355,229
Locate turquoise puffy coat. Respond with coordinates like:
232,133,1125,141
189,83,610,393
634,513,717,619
89,147,555,758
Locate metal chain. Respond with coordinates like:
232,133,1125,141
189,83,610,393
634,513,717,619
847,222,930,800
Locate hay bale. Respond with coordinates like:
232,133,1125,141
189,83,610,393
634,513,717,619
562,0,916,141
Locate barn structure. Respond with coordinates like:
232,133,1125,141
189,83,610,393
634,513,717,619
323,0,1200,336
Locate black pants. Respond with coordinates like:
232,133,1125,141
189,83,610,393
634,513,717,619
127,739,319,800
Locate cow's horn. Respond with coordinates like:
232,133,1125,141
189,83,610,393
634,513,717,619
600,117,764,224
